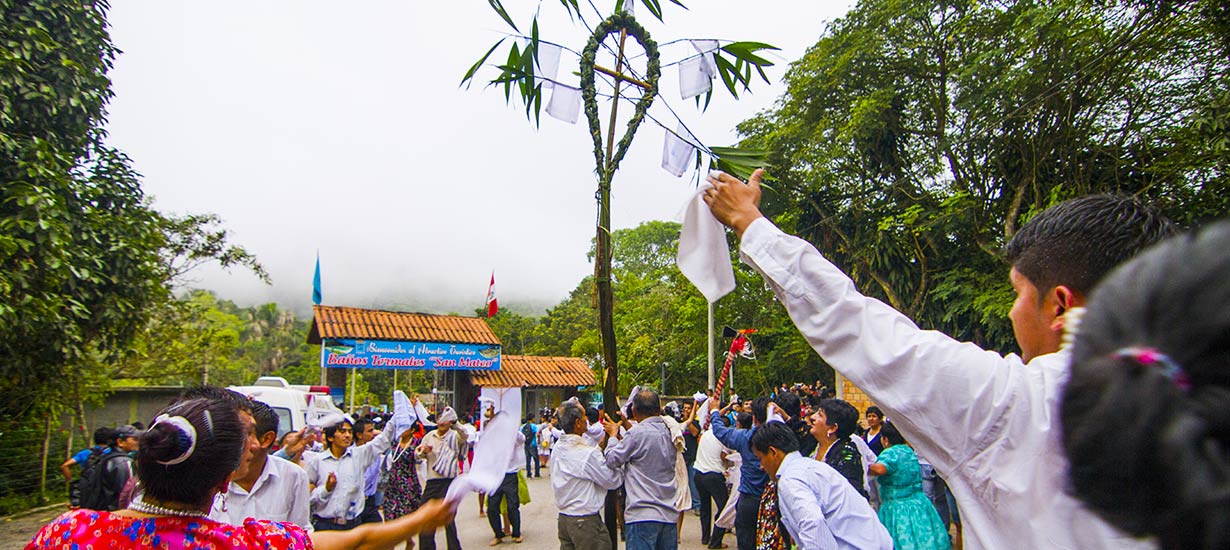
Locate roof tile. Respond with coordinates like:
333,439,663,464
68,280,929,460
308,305,500,345
470,355,596,388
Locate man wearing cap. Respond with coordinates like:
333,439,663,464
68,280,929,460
417,404,465,550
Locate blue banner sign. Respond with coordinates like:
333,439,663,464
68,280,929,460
322,338,501,371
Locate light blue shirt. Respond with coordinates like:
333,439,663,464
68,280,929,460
776,451,893,550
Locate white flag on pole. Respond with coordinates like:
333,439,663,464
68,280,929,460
661,123,697,177
535,42,563,88
678,55,712,99
547,84,582,124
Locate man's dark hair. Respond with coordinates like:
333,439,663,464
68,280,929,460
249,399,279,445
93,427,115,446
557,402,587,436
866,406,883,419
585,406,601,424
818,399,861,439
750,396,770,425
774,391,802,419
736,412,753,429
1005,194,1176,296
180,385,253,414
354,418,375,436
750,421,800,454
632,388,662,417
323,419,352,444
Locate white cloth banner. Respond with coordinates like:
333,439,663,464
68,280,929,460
766,402,785,424
661,123,696,177
390,391,415,436
678,55,712,99
535,42,563,88
547,84,582,124
444,410,518,506
676,173,736,302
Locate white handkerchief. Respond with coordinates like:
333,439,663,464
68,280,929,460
414,400,433,427
535,42,563,87
445,411,518,506
691,40,720,76
678,55,712,99
766,403,785,424
622,385,640,417
547,84,582,124
696,397,712,429
390,391,414,437
676,176,736,302
661,125,696,177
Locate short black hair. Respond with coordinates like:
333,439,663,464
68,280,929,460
818,399,860,439
323,418,352,444
585,406,601,424
93,427,115,446
1005,194,1176,297
249,399,279,444
866,406,883,418
353,418,375,435
632,388,662,417
774,391,802,419
736,412,753,429
750,396,770,425
750,421,799,454
1062,222,1230,549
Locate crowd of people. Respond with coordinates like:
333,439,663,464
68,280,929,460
31,182,1230,550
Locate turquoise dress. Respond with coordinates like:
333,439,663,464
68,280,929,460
875,444,951,550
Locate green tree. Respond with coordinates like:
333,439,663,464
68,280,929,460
738,0,1228,355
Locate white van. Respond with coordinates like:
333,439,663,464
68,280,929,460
229,376,345,441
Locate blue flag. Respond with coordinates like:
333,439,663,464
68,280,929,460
312,254,322,305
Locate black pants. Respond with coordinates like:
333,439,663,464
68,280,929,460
359,494,382,524
420,478,461,550
525,445,540,477
312,515,362,531
734,491,761,550
487,472,522,538
695,471,729,547
604,487,624,546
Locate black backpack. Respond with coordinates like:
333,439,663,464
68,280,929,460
68,447,107,507
78,450,127,510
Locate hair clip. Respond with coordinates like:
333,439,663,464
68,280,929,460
151,414,198,465
1112,347,1192,391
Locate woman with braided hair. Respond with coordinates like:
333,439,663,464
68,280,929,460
1062,221,1230,550
26,392,454,550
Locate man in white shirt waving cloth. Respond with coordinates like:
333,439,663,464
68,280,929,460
210,398,312,530
751,422,891,550
306,411,399,531
702,168,1176,550
551,400,623,550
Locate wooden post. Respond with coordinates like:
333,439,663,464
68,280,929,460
39,414,51,503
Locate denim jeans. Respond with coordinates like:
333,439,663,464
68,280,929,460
624,521,678,550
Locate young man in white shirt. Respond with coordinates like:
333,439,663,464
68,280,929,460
704,170,1175,549
692,418,734,549
210,399,312,530
551,401,622,550
750,422,892,550
306,412,397,532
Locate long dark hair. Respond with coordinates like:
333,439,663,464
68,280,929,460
1061,221,1230,550
136,397,244,507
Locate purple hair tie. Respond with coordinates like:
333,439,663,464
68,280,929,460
1113,347,1192,391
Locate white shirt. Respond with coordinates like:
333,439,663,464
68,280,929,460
776,452,892,550
304,426,394,521
582,420,605,447
209,455,311,530
693,429,730,475
550,434,623,516
740,218,1153,550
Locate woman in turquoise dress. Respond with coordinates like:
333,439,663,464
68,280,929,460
868,423,951,550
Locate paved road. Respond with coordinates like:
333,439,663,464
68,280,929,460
2,473,724,550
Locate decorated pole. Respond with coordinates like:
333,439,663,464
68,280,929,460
713,327,755,399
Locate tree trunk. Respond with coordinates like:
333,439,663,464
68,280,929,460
39,414,51,503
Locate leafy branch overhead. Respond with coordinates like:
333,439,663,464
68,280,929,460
462,1,779,124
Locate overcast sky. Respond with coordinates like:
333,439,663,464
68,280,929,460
104,1,854,317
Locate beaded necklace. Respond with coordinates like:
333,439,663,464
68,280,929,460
127,494,207,518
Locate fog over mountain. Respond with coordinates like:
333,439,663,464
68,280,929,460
107,1,854,319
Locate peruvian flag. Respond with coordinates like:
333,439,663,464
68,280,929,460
486,271,498,318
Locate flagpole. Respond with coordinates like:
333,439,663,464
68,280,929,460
707,301,715,390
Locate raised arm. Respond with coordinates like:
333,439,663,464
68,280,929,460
311,499,454,550
706,170,1023,473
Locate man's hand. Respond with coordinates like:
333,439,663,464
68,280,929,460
703,169,765,238
325,472,337,492
602,417,621,439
